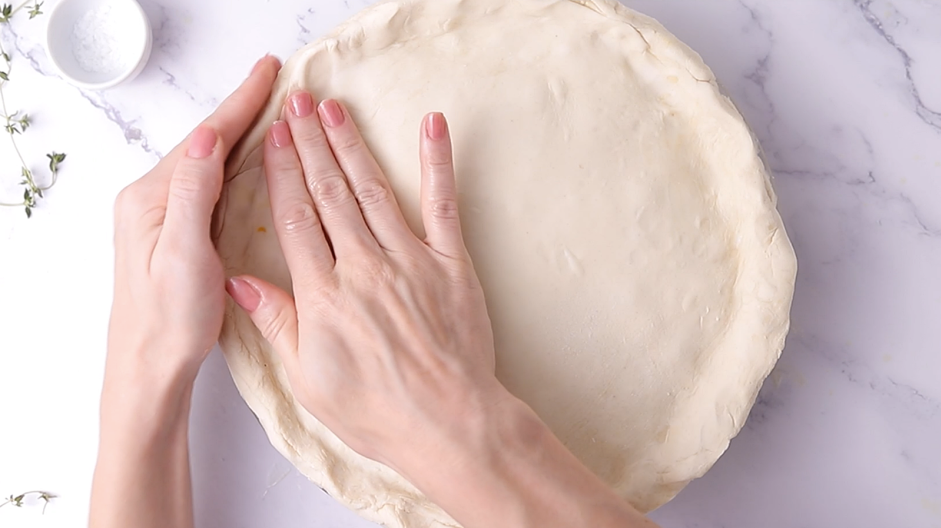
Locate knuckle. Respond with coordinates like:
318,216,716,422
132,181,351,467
114,186,138,218
423,152,453,172
115,183,149,213
332,134,366,159
354,179,391,210
312,175,354,208
446,260,477,287
278,201,321,233
430,197,460,221
354,257,396,287
294,122,329,145
259,305,290,342
115,184,164,226
168,173,205,202
397,252,429,278
298,286,339,313
269,150,300,174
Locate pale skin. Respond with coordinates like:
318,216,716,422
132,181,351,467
90,56,660,528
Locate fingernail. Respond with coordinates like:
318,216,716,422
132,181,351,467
289,91,314,118
318,99,345,128
269,120,292,148
426,112,447,140
226,277,262,312
187,126,217,159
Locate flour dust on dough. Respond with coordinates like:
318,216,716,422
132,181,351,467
214,0,798,526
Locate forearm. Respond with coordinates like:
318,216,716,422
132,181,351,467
90,360,196,528
400,395,658,528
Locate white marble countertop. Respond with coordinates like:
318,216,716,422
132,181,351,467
1,0,939,527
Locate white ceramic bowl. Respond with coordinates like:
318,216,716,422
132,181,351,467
46,0,152,90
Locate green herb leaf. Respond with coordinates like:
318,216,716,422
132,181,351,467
28,1,43,19
0,8,64,218
47,151,65,172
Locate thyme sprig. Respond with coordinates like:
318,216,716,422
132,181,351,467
0,0,66,218
0,1,42,23
1,490,56,513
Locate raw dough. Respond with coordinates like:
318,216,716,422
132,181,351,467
214,0,797,526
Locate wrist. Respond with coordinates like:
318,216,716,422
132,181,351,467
394,389,649,528
105,323,206,389
392,387,546,508
107,305,214,389
99,342,197,443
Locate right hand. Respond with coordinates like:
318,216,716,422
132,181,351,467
228,90,659,528
226,91,513,471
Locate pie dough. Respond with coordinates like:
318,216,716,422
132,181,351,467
214,0,798,526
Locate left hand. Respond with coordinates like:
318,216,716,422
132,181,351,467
106,56,281,390
91,57,280,528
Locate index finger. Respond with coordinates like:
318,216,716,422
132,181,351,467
115,56,281,249
149,55,282,180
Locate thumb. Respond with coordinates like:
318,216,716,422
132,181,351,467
226,275,299,362
162,125,224,248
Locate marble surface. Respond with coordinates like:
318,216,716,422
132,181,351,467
1,0,939,527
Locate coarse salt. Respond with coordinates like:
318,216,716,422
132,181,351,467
70,3,135,74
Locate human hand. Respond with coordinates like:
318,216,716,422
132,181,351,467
106,57,281,391
225,91,513,473
92,57,281,528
